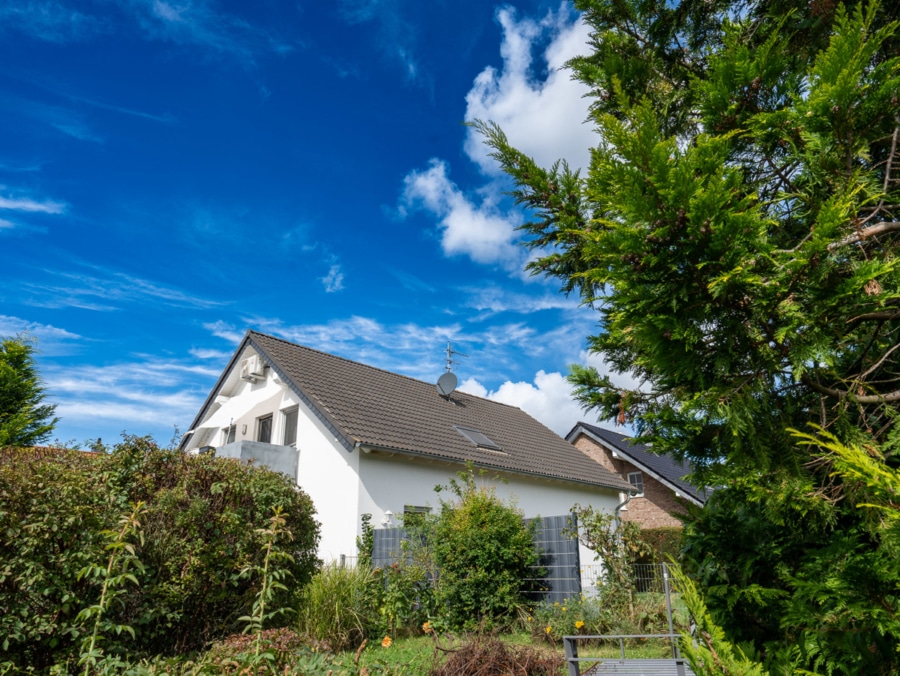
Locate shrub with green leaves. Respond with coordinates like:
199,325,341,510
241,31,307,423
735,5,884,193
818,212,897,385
431,469,539,631
296,563,380,651
0,436,320,669
0,447,109,670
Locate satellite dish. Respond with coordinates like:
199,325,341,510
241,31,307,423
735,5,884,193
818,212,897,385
436,371,458,397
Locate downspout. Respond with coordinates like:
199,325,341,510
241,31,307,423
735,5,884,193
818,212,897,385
614,489,636,521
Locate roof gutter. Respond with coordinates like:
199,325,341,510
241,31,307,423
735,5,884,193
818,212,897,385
357,442,633,493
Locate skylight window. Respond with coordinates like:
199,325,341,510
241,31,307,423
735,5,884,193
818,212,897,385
454,426,502,451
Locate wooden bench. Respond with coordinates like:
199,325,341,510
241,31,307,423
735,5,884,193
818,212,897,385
563,635,695,676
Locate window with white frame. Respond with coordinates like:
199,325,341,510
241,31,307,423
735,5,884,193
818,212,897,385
256,414,273,443
627,471,644,496
221,425,236,445
282,407,299,446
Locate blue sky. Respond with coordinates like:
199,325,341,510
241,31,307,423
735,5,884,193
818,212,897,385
1,0,632,445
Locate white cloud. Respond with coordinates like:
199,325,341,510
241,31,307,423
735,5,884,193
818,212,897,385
0,315,81,355
0,194,66,214
322,264,345,293
20,266,224,311
45,358,216,438
203,320,246,344
189,347,231,360
464,5,594,174
463,285,577,319
0,218,14,229
338,0,421,82
401,159,521,268
459,370,584,437
397,4,594,274
0,1,106,43
581,349,647,392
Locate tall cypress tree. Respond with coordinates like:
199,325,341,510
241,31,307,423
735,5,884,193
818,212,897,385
0,336,58,447
480,1,900,671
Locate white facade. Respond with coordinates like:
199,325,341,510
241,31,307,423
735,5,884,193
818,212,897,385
186,346,622,564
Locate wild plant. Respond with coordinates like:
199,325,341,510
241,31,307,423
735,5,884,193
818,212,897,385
238,505,296,668
75,502,146,675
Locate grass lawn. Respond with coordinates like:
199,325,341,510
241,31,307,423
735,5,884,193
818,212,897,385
335,631,682,674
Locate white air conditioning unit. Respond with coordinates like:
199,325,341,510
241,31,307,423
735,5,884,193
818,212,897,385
240,355,265,382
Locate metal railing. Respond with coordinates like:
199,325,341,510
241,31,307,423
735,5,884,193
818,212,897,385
564,563,688,676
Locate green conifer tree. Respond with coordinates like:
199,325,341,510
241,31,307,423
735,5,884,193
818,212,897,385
0,336,58,447
479,1,900,671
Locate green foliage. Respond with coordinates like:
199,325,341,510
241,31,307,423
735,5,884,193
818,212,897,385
480,0,900,672
76,503,147,674
0,336,57,447
670,565,767,676
637,527,684,565
237,506,296,668
572,504,651,592
0,437,320,670
431,469,540,631
529,592,684,645
101,436,320,655
0,446,109,670
296,563,380,651
356,513,375,568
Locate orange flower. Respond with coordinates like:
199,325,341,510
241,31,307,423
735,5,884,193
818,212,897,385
422,621,433,634
381,635,392,648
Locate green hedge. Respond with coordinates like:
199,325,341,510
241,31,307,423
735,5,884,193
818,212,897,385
0,437,319,670
637,527,683,564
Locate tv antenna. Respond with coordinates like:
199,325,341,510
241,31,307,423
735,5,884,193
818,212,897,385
444,341,467,372
436,342,467,397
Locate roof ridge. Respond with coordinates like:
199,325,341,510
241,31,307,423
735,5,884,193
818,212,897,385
248,330,524,412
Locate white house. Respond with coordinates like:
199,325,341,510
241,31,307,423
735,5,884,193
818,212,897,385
182,331,634,564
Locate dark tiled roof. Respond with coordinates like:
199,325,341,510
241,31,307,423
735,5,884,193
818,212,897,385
220,331,631,492
567,422,707,504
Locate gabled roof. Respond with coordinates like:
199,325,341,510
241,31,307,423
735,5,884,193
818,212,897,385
566,422,707,505
186,331,633,493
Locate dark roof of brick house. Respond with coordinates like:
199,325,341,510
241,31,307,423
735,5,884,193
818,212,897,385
566,422,707,505
186,331,633,493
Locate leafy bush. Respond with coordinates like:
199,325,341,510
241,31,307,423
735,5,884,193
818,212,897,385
529,592,683,645
0,446,110,670
296,563,379,651
637,527,683,564
431,469,539,631
100,436,320,655
0,436,320,669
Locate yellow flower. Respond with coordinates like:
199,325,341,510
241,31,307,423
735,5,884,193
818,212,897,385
562,607,566,612
545,626,552,634
381,636,392,648
422,621,432,634
575,620,585,629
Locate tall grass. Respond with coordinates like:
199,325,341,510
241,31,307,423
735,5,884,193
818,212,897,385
296,563,379,651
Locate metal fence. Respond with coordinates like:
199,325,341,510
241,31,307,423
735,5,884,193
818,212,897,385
580,562,670,594
370,513,581,603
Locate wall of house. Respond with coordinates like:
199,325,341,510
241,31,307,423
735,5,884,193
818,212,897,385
572,433,686,529
186,353,364,562
291,390,362,562
357,450,621,569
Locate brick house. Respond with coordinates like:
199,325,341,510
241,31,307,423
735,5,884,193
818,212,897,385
566,422,706,529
